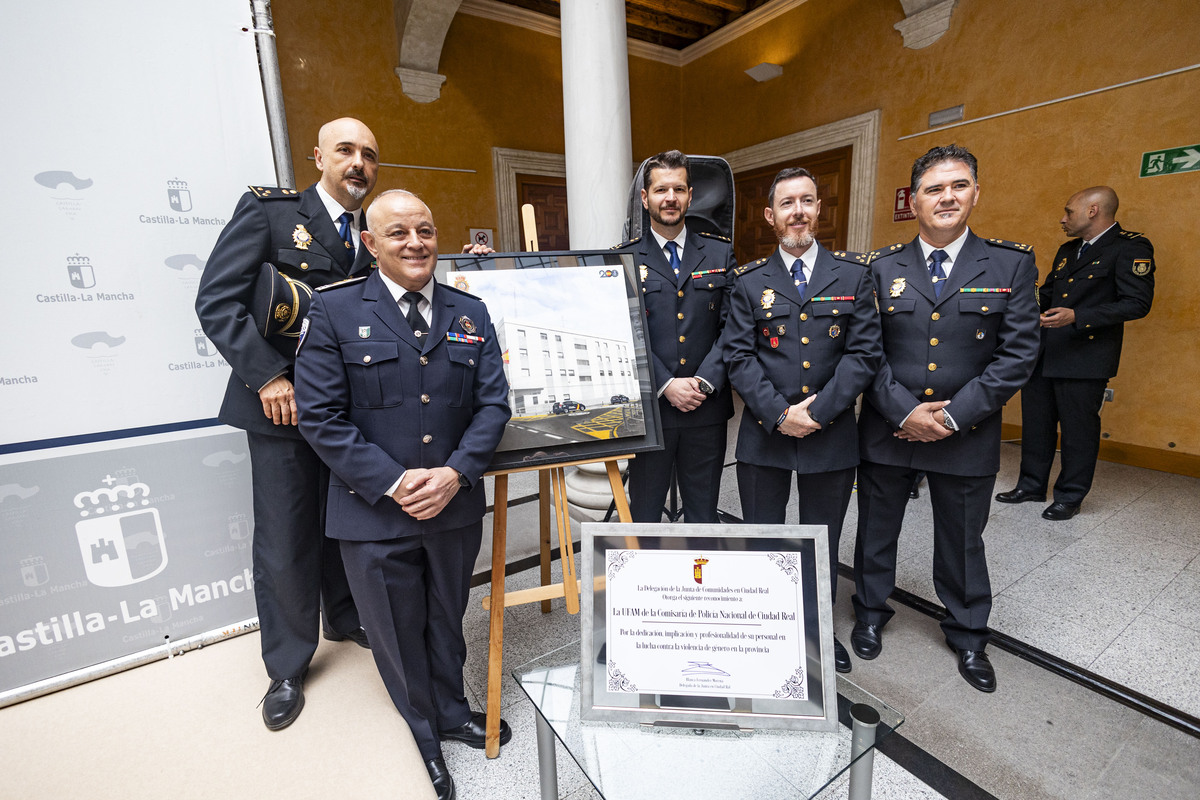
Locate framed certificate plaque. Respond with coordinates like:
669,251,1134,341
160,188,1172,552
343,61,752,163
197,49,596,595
580,523,838,732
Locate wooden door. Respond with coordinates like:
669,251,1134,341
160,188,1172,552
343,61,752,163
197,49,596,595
732,145,852,266
516,173,570,252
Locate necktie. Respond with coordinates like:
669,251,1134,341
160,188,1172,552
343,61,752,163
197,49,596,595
402,291,428,336
1078,241,1091,261
929,249,948,299
337,212,355,251
791,260,807,300
666,241,682,282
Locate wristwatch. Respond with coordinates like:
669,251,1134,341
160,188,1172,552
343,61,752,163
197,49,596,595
454,469,470,488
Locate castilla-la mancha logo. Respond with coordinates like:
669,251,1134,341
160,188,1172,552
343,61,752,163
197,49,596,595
73,474,168,587
693,557,709,585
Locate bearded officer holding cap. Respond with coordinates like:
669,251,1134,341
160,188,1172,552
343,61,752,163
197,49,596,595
195,117,377,730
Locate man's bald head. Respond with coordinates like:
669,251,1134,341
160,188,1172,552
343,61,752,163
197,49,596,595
314,118,379,210
362,190,439,291
1061,186,1119,240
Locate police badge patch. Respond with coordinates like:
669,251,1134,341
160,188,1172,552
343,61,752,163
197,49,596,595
1132,259,1151,276
459,315,477,334
296,317,310,353
359,326,371,339
292,224,313,250
761,288,776,309
890,277,906,298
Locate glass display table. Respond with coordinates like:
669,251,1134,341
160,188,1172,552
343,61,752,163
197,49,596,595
514,642,904,800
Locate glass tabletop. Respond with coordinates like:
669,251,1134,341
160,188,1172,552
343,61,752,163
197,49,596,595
514,641,904,800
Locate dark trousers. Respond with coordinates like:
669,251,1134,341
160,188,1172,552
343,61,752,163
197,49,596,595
246,431,359,679
852,460,995,651
1017,361,1108,505
339,522,483,761
736,462,855,601
629,423,726,523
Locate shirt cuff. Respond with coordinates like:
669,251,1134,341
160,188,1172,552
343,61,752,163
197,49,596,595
258,370,288,393
387,471,406,498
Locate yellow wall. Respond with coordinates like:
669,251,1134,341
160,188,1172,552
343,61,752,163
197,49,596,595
272,0,1199,461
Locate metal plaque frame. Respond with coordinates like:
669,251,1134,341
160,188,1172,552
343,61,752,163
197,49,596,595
581,522,838,732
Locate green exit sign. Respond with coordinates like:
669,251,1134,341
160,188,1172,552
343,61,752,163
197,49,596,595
1141,145,1200,177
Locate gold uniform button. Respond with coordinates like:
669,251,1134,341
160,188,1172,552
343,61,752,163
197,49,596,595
930,338,939,346
831,309,839,315
679,335,686,343
300,262,309,270
468,359,475,366
924,388,934,396
981,306,989,312
801,337,810,344
363,355,371,363
419,356,428,365
931,312,940,321
422,434,433,444
677,290,684,297
677,313,684,320
802,385,810,393
679,358,687,365
1062,293,1068,298
802,361,811,369
800,312,808,321
887,306,894,312
928,363,937,371
708,282,714,288
1088,335,1094,340
421,394,430,404
1068,278,1075,283
766,312,773,318
1088,274,1094,279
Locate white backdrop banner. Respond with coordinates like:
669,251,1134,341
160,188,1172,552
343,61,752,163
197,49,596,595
0,0,275,701
0,0,274,449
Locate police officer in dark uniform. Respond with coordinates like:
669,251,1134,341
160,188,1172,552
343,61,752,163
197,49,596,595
724,167,883,674
615,150,735,523
996,186,1154,520
295,190,512,800
195,117,376,729
851,145,1040,692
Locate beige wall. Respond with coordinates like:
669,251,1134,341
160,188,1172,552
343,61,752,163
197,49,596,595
272,0,1199,463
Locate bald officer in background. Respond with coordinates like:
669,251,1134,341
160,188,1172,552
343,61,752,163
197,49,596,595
996,186,1154,520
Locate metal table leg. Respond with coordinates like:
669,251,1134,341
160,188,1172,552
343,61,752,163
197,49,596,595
849,702,881,800
535,709,559,800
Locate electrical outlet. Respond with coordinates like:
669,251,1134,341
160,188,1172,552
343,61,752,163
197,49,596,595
1104,388,1115,403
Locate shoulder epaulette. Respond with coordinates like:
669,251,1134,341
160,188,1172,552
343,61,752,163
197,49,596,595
829,249,870,265
314,275,367,292
732,257,769,277
611,237,640,250
249,185,302,199
1117,229,1143,240
984,237,1033,253
696,231,731,243
866,243,906,262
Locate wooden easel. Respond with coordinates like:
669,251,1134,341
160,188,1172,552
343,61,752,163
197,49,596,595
481,454,632,757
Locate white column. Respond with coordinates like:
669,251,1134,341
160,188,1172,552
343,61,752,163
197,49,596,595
560,0,632,248
560,0,634,520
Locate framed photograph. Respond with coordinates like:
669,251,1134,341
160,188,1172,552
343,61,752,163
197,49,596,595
436,250,665,471
580,522,838,732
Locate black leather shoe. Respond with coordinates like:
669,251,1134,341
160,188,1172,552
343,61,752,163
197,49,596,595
323,626,370,649
833,637,851,673
995,488,1046,504
440,711,512,749
261,673,305,730
947,642,996,692
1042,502,1080,521
424,757,456,800
850,621,882,660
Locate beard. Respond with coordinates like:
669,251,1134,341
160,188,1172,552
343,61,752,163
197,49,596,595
344,170,369,201
777,230,815,250
649,204,683,227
